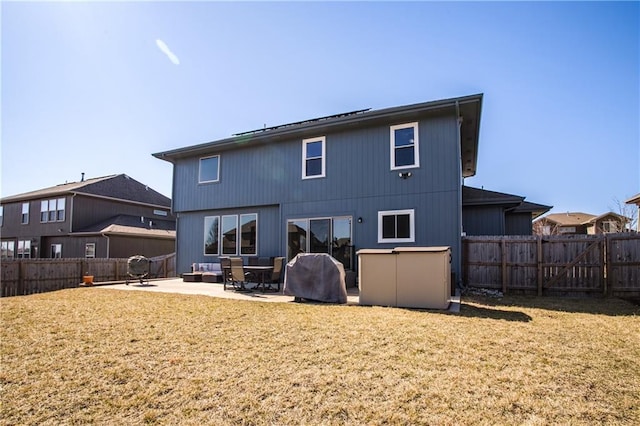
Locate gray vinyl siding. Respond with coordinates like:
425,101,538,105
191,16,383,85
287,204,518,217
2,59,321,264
172,116,460,212
171,114,464,277
505,213,534,235
175,205,280,274
463,206,505,236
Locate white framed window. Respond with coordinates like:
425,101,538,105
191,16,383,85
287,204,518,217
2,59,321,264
57,198,65,221
0,206,3,227
40,198,65,222
221,215,238,255
390,122,419,170
378,209,415,243
204,216,220,256
302,136,326,179
21,203,29,224
240,213,258,255
199,155,220,183
17,240,31,258
1,241,15,259
51,244,62,258
85,243,96,258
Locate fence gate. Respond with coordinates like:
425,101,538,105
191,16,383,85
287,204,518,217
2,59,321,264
463,234,640,297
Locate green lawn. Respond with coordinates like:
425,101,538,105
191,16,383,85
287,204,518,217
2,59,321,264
1,289,638,425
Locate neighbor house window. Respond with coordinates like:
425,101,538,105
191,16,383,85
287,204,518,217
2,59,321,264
17,240,31,258
51,244,62,258
204,216,220,256
221,215,238,255
1,241,15,259
240,213,258,255
85,243,96,258
21,203,29,224
390,122,419,170
40,198,65,222
378,209,415,243
199,155,220,183
0,206,3,226
302,136,326,179
56,198,65,221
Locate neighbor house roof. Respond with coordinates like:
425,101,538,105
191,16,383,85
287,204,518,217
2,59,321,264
462,186,552,218
539,212,597,226
1,174,171,208
626,193,640,205
153,93,483,177
72,215,176,239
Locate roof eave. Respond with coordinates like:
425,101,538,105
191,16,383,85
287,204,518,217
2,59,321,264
152,94,483,176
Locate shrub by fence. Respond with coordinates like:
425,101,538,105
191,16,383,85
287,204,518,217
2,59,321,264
1,253,176,297
463,234,640,297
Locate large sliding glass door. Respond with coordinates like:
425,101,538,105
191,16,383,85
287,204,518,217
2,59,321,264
286,216,353,270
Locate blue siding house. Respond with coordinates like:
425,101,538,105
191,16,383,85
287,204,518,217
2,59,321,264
153,94,483,282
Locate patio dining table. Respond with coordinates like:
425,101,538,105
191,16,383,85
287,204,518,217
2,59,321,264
244,265,275,292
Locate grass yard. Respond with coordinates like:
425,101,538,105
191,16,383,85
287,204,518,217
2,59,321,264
1,289,639,425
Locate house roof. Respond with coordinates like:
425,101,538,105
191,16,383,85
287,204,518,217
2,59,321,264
536,211,630,227
512,201,554,219
73,214,176,239
462,186,552,218
462,186,524,207
153,93,483,177
538,212,597,226
1,174,171,208
626,193,640,205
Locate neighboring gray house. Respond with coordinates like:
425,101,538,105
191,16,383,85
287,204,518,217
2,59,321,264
0,174,176,259
153,94,483,281
462,186,552,236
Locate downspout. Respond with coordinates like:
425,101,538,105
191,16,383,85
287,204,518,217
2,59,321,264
69,193,77,233
455,100,463,288
102,233,110,258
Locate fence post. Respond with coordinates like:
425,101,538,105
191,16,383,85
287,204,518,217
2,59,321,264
501,238,507,294
537,236,543,296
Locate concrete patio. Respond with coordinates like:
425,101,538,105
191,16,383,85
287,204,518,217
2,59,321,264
91,278,460,312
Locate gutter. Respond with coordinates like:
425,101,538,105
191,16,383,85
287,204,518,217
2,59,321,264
153,94,483,162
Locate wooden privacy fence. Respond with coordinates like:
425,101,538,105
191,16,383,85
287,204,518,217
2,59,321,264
463,234,640,297
1,253,176,297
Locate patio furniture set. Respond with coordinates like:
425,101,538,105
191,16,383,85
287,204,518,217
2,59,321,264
182,257,285,293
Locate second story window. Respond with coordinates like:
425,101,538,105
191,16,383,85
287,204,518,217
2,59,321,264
21,203,29,224
390,122,419,170
199,155,220,183
41,198,65,223
302,136,326,179
0,206,3,227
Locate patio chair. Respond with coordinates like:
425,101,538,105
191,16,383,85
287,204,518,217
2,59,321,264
267,257,285,292
229,257,251,291
220,257,234,290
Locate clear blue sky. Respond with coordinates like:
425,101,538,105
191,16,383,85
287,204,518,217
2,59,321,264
2,1,638,217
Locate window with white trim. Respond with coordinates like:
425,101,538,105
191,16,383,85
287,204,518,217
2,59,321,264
85,243,96,258
40,198,65,222
204,216,220,256
1,241,15,259
0,206,3,227
51,244,62,258
21,203,29,224
204,213,258,256
240,213,257,255
378,209,415,243
302,136,326,179
199,155,220,183
221,215,238,255
390,122,419,170
17,240,31,258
